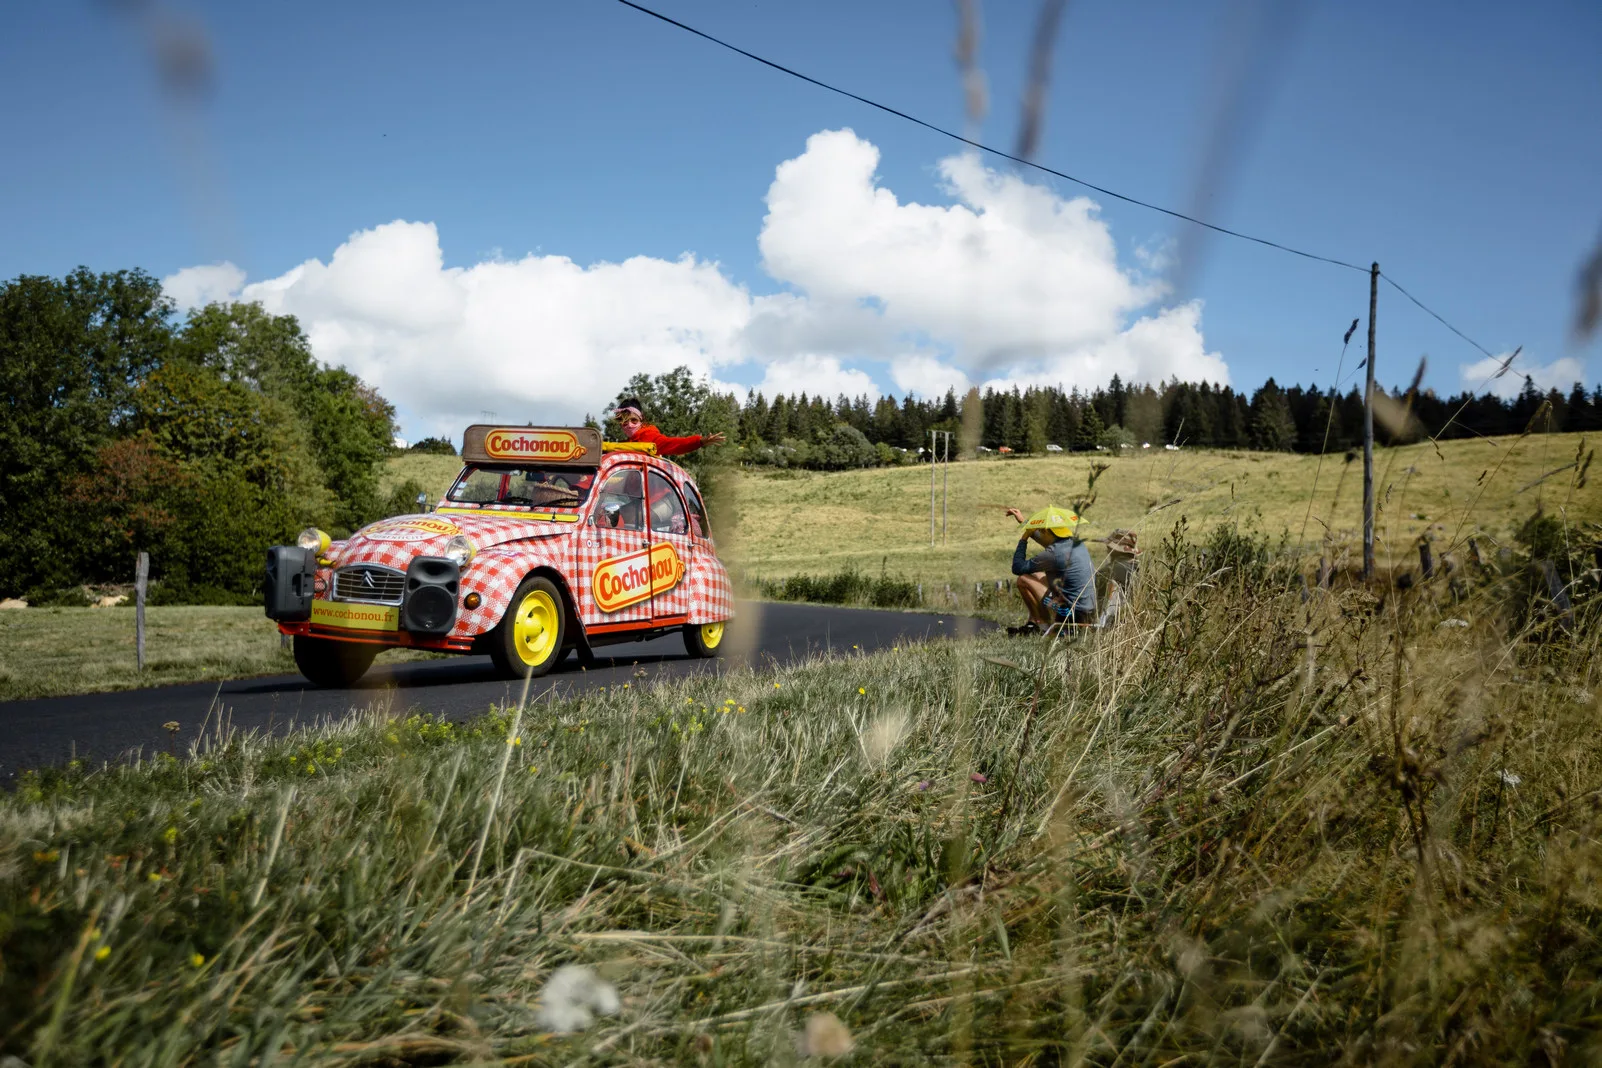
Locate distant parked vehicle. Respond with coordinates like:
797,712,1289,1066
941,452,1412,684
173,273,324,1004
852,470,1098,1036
997,446,1013,455
1045,443,1063,453
1165,443,1181,451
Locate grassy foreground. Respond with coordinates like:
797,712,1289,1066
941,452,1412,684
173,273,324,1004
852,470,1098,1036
3,535,1598,1063
0,607,441,703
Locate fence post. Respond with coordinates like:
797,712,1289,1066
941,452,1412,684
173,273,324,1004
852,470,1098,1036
135,552,149,671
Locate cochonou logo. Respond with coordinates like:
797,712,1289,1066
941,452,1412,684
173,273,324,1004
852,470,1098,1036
592,542,685,613
484,429,587,462
363,517,461,544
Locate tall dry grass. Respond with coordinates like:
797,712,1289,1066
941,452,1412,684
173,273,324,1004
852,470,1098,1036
1,521,1598,1064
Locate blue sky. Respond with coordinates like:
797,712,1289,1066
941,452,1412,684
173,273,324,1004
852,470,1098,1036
2,1,1598,437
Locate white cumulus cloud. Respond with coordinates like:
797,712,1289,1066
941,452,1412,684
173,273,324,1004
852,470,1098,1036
163,262,246,311
751,354,880,400
1459,351,1589,400
162,129,1226,438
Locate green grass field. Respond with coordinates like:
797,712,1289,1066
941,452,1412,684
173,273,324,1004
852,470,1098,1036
3,534,1597,1062
726,432,1599,584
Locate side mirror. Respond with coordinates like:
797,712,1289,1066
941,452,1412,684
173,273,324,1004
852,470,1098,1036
415,491,429,513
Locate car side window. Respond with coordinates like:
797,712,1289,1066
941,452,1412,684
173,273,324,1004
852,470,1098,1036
647,470,688,535
594,468,644,531
681,480,711,539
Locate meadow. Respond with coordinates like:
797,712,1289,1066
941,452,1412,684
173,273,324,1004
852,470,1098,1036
725,432,1599,586
2,524,1597,1063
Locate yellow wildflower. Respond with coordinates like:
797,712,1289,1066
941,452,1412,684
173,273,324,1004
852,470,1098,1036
95,946,111,961
858,687,866,695
190,953,205,968
163,826,178,845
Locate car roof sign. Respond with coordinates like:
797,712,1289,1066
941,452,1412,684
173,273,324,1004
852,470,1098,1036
460,425,603,467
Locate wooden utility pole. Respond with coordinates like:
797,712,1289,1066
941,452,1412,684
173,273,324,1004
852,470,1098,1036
135,552,149,671
941,433,949,545
928,430,952,545
1362,262,1378,581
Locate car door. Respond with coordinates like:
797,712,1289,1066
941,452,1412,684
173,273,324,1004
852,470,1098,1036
645,468,694,625
583,462,653,628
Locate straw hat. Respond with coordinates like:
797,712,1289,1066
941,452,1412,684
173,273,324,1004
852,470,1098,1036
1103,529,1140,555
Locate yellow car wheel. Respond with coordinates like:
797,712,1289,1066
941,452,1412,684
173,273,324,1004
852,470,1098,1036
682,620,727,659
491,576,567,679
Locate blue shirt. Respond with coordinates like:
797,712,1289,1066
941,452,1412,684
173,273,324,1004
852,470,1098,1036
1012,536,1097,613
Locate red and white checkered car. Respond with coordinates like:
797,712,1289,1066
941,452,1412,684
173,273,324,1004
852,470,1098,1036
264,425,734,687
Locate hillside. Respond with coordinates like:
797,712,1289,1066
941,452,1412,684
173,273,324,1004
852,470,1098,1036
385,433,1597,584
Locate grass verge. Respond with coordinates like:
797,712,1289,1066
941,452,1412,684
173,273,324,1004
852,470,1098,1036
0,607,441,702
2,529,1598,1062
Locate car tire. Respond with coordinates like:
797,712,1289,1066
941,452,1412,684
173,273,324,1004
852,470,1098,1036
682,620,727,659
490,575,567,680
293,635,378,687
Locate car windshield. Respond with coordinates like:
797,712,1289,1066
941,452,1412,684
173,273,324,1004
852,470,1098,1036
446,465,594,509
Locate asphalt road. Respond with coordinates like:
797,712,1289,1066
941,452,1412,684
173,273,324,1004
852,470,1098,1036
0,602,993,783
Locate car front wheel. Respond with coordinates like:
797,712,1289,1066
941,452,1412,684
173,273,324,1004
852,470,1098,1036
682,621,726,659
293,635,378,687
490,576,567,680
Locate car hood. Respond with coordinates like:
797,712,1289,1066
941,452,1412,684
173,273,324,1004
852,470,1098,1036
331,511,576,565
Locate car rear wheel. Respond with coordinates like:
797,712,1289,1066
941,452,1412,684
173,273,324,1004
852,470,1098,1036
490,576,566,680
682,621,726,659
293,635,378,687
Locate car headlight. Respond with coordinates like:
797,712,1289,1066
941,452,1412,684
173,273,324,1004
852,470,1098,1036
442,534,476,567
297,528,331,554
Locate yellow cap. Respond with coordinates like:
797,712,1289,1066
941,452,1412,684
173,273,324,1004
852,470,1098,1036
1023,506,1079,538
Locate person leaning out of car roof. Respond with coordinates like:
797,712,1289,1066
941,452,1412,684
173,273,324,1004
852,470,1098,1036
614,397,726,457
1004,505,1096,636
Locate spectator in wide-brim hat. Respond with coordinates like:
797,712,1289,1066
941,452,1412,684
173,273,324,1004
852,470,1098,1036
1096,529,1141,626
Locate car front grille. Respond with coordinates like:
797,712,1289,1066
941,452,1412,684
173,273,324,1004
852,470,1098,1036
333,564,406,605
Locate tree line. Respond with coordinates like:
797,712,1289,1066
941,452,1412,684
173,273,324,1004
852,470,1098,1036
1,269,402,603
719,373,1602,468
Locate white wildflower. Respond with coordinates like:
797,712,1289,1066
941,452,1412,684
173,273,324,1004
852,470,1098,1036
534,965,620,1033
798,1011,854,1057
1437,618,1469,629
1499,770,1522,788
860,712,908,765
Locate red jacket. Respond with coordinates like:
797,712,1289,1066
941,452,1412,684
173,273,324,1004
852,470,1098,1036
625,423,705,457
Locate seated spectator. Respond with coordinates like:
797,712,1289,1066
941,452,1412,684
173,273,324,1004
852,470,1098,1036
1097,529,1141,626
1003,505,1096,635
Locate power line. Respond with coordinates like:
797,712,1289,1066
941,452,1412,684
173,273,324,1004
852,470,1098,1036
1379,272,1494,358
613,0,1501,361
615,0,1364,273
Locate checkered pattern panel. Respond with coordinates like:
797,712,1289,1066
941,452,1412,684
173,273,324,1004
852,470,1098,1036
568,524,604,625
684,543,735,623
454,545,557,638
